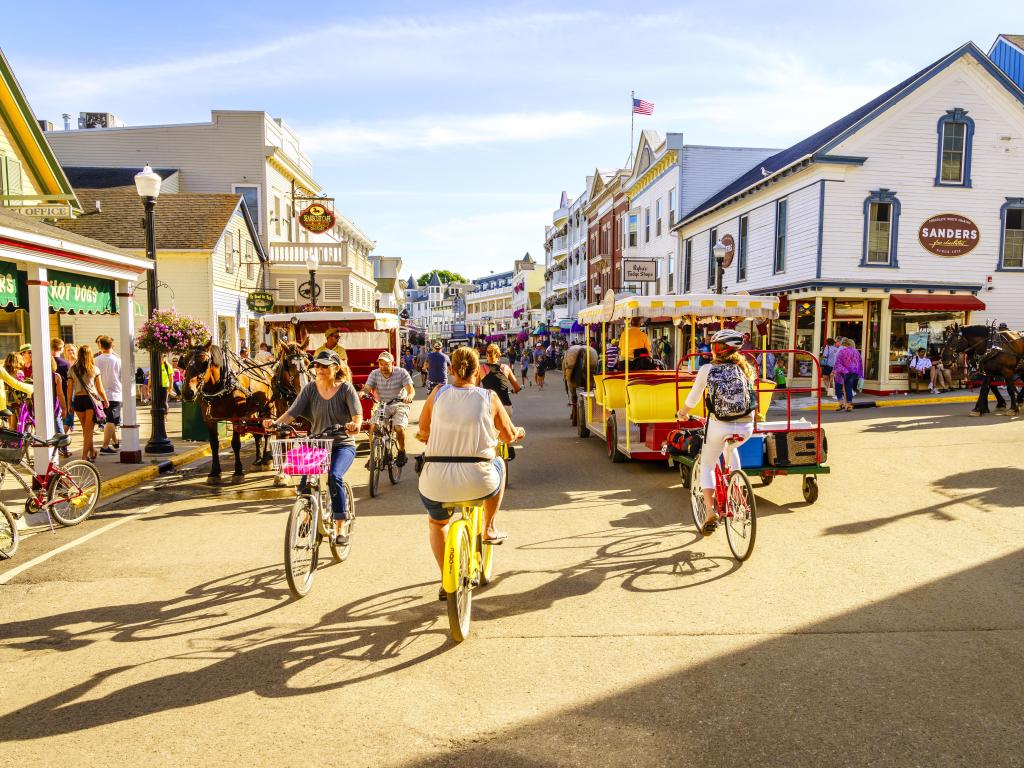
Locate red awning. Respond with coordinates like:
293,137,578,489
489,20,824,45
888,294,985,312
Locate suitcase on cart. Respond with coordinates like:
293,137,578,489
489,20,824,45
765,429,827,467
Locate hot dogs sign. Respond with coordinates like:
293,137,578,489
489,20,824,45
918,213,980,257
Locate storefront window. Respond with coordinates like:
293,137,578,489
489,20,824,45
0,310,24,359
889,310,966,379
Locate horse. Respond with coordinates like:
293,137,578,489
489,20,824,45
941,324,1024,416
562,344,599,426
179,343,276,480
269,343,311,427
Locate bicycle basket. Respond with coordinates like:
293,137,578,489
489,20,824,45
270,438,332,476
0,429,26,463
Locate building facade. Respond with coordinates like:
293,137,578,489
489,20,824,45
45,110,376,317
512,253,543,333
466,270,513,337
585,168,631,305
674,42,1024,393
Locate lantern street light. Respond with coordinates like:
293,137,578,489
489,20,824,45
712,239,728,296
134,164,174,454
300,251,321,307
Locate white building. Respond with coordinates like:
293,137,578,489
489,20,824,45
674,41,1024,393
512,252,544,333
371,255,405,314
46,110,377,319
466,270,513,338
564,189,589,322
543,192,570,328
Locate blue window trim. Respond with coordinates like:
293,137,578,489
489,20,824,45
860,189,901,269
773,199,787,274
996,197,1024,271
736,215,748,282
934,108,974,188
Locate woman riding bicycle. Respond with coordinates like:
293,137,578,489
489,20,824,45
678,329,758,534
478,343,520,417
264,349,362,545
417,346,524,599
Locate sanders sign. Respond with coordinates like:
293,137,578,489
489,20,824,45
918,213,980,257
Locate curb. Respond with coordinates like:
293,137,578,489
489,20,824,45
804,395,990,411
100,434,243,499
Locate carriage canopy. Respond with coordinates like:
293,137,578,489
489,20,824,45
577,293,780,325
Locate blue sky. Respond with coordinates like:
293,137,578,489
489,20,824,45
3,1,1015,281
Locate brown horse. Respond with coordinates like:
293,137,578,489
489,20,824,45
942,324,1023,416
179,343,276,479
562,344,598,426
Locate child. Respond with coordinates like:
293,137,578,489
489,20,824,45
773,360,787,390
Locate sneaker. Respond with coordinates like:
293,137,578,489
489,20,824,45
99,447,117,455
396,451,408,467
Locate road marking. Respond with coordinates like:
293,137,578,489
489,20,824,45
0,505,156,585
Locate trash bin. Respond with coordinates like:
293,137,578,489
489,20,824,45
181,400,226,441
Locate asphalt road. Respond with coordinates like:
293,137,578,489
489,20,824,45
1,383,1022,767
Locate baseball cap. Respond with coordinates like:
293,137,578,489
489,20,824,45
377,351,394,363
312,349,342,367
325,327,342,337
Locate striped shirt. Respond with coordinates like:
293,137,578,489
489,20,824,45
365,367,413,401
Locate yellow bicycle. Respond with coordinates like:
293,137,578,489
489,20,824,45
441,497,496,642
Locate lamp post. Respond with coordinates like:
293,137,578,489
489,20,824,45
712,239,728,296
301,252,321,307
134,165,174,454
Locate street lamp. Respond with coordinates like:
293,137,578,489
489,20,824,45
134,164,174,454
712,239,728,295
301,252,321,307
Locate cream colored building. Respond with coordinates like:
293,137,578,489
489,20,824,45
45,110,376,320
466,271,513,337
512,252,544,331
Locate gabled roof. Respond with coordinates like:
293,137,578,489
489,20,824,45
56,187,264,255
0,49,80,212
680,41,1024,226
63,166,178,189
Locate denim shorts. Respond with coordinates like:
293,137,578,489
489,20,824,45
420,457,504,521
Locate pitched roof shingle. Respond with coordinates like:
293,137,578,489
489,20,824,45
0,207,137,260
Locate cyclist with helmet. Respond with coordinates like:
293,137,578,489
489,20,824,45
677,328,758,534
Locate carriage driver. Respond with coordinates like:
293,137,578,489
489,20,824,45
361,351,415,467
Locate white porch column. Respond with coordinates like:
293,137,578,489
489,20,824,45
879,296,893,390
26,266,54,473
118,280,142,463
811,295,824,391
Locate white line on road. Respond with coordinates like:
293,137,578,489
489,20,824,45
0,505,157,586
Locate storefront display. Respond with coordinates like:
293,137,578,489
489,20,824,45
889,310,967,380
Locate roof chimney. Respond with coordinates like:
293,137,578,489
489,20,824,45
62,113,72,131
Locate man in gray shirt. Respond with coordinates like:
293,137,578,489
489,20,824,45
362,351,415,466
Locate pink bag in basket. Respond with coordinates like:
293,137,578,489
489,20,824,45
283,445,329,475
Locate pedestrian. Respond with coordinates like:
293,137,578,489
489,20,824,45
520,346,531,386
68,345,109,462
94,335,122,455
51,337,73,435
929,348,954,393
425,341,451,393
135,366,150,404
833,338,864,412
254,342,275,364
534,344,547,389
908,347,932,392
697,334,712,366
741,332,755,351
819,337,840,397
605,340,620,372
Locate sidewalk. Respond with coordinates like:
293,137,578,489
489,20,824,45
780,388,992,412
6,401,234,527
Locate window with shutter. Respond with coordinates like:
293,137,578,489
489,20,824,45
276,278,297,303
322,279,343,305
245,241,255,280
224,235,234,274
4,157,23,198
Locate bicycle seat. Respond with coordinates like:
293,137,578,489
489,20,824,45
724,435,747,444
441,498,489,510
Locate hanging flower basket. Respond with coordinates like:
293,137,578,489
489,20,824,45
136,308,211,354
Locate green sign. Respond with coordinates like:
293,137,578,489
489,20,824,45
0,261,17,309
47,269,116,314
246,290,274,313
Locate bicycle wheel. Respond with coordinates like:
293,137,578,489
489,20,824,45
724,471,757,561
477,531,495,586
689,456,708,532
329,481,355,563
446,525,473,642
284,495,317,598
387,435,402,484
48,460,101,526
368,435,380,498
0,503,18,560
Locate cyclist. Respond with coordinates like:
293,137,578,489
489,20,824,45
424,341,451,393
478,343,520,417
263,350,362,545
416,346,525,599
677,329,757,535
361,350,415,467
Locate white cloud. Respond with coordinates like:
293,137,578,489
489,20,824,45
301,111,619,153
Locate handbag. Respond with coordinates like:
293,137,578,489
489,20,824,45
72,369,106,421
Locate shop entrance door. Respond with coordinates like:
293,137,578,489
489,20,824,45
832,320,863,348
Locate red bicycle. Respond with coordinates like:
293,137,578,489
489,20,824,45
685,422,757,561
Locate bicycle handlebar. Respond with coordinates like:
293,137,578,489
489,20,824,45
273,423,347,439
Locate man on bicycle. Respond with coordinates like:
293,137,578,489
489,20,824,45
361,351,415,467
425,341,451,393
677,329,757,535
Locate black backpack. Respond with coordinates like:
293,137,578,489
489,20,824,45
706,363,756,421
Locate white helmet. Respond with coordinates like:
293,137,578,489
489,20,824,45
711,329,744,349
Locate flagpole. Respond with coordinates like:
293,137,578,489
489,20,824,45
629,90,635,165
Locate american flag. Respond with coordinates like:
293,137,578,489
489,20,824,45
633,97,654,115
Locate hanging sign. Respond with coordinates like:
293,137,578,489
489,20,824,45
297,202,336,234
918,213,980,257
622,259,656,282
720,234,736,268
246,290,275,312
47,269,116,314
602,288,617,322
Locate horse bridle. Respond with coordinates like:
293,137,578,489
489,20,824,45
271,350,309,405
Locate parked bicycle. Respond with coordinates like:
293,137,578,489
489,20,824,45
0,427,102,560
686,425,757,561
441,496,496,642
366,396,405,498
271,424,355,598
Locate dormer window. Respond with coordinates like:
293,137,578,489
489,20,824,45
935,108,974,187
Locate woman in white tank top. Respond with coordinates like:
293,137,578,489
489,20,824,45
417,346,525,587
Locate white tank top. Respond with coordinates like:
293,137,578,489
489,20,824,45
418,384,500,502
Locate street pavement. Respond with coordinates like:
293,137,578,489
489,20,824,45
1,379,1022,767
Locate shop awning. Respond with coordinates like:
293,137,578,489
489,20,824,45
888,294,985,311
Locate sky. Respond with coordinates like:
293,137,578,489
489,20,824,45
2,1,1016,281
